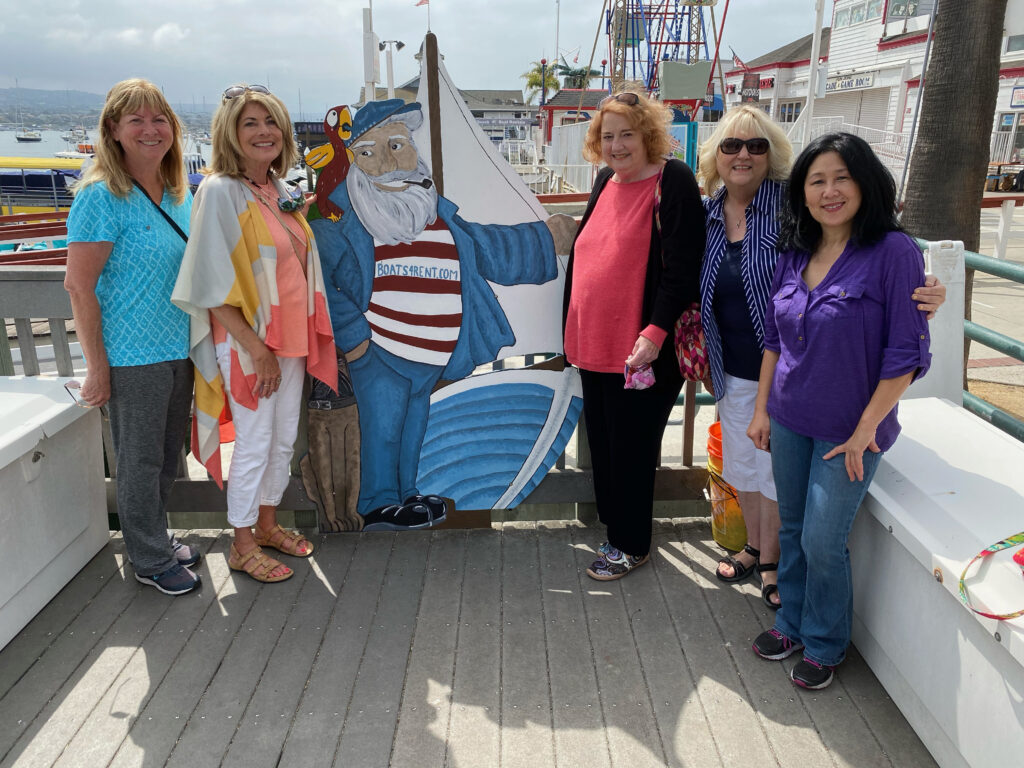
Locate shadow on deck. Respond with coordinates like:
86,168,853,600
0,520,935,768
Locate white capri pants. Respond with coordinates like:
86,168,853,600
718,373,777,501
217,342,306,528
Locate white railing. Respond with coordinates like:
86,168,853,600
498,140,538,166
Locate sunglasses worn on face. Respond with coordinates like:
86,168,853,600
222,84,271,100
719,137,770,155
599,92,640,108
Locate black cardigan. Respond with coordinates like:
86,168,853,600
562,158,707,379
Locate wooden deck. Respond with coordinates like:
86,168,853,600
0,520,937,768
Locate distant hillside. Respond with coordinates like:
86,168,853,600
0,86,215,131
0,87,105,111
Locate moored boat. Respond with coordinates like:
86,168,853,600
0,156,84,213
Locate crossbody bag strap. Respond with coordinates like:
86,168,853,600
132,179,188,243
958,531,1024,620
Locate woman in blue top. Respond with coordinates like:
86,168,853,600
749,132,931,690
65,79,200,596
699,109,944,611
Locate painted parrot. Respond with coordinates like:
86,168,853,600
304,105,353,223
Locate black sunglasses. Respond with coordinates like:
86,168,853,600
718,137,770,155
599,92,640,108
222,84,271,101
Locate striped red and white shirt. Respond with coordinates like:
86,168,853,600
366,219,463,365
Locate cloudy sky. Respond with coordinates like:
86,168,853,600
2,0,813,120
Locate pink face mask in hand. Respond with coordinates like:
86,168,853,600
624,363,655,390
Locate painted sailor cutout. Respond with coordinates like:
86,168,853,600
310,99,572,530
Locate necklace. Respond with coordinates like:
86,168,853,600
244,177,308,269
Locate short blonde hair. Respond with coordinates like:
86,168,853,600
582,90,673,165
209,86,298,179
697,105,793,193
76,78,187,204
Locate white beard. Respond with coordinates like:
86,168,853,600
347,160,438,246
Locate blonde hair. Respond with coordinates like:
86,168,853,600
209,87,298,179
697,105,793,193
582,90,673,165
76,78,187,204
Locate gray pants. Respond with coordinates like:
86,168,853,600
106,359,193,576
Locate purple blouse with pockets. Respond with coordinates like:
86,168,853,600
762,230,931,451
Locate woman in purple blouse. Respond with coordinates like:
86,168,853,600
747,133,931,690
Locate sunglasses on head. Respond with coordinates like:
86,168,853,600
599,92,640,108
718,137,770,155
222,84,271,100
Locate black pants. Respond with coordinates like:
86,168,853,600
580,367,681,557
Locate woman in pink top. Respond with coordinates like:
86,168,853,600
562,91,706,580
173,85,337,583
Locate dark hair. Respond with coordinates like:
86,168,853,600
779,132,901,253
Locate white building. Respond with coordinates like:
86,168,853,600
723,1,1024,160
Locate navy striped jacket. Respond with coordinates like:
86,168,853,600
699,179,783,401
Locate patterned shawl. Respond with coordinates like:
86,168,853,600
172,173,337,487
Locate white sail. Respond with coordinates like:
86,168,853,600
412,41,568,361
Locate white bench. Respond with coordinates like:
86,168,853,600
851,397,1024,768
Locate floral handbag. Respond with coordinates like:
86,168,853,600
654,167,709,382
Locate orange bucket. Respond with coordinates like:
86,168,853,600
707,422,746,551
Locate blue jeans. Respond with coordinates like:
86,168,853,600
769,418,883,667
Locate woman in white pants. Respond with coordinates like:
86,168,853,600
174,84,338,582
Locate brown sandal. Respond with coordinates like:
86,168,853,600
228,543,293,583
254,524,314,557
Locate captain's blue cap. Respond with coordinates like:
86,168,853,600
346,99,422,146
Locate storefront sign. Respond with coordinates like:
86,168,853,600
826,72,876,93
1011,87,1024,109
759,77,775,89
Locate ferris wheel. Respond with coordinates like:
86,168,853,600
606,0,724,112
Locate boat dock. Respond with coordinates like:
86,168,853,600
0,521,936,768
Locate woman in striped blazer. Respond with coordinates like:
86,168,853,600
697,107,944,609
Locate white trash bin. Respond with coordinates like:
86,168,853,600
0,376,108,651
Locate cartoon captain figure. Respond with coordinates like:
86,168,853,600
311,98,571,531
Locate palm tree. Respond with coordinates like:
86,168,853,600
553,56,602,90
521,61,561,105
900,0,1008,380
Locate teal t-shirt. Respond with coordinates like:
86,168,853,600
67,181,193,366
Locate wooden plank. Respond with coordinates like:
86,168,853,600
13,318,38,375
627,521,722,768
390,530,468,768
48,318,74,376
106,530,255,768
333,533,432,768
499,523,556,768
675,520,832,768
536,521,610,766
0,539,122,700
51,533,223,768
220,534,358,768
1,550,177,767
162,547,312,767
0,540,135,763
277,534,398,768
569,524,669,768
444,527,502,767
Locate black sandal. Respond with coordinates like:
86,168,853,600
716,544,759,583
757,561,781,610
